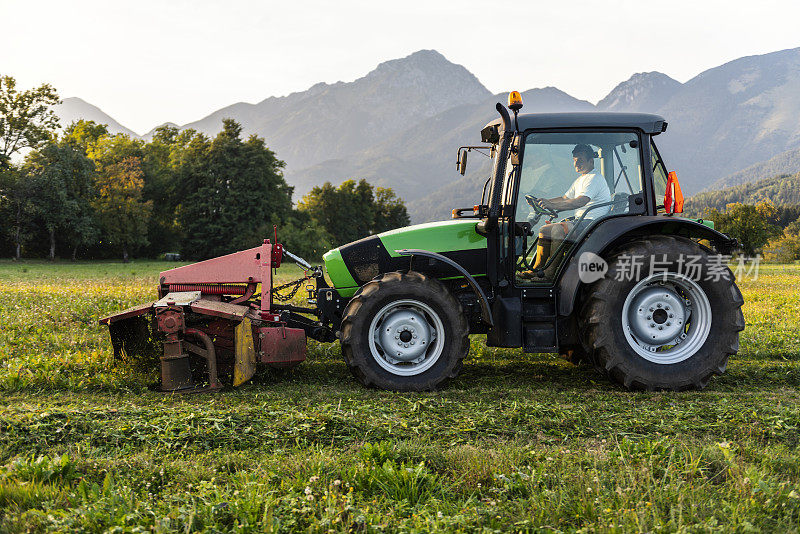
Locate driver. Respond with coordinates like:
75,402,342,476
526,144,611,271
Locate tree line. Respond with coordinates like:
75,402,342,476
683,171,800,262
0,76,410,262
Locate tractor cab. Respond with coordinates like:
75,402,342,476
471,106,671,286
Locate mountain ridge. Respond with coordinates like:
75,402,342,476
53,97,140,137
50,46,800,222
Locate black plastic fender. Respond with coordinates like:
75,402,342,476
397,249,494,327
558,216,738,316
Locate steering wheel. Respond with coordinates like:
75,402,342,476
525,195,559,219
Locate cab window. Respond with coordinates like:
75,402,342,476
513,130,644,285
651,139,669,209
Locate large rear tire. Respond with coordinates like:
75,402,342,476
580,236,745,390
340,271,469,391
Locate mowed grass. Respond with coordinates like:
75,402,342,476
0,260,799,532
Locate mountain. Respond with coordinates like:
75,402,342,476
707,146,800,191
597,72,681,112
291,86,596,217
52,97,139,137
686,171,800,213
661,48,800,195
604,48,800,196
403,87,596,221
181,50,491,176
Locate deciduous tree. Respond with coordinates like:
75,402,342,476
0,76,60,167
374,187,410,233
704,201,782,256
92,156,152,262
177,119,293,259
298,179,409,245
24,141,96,260
0,168,37,259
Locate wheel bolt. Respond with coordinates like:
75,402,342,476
411,341,415,345
669,313,674,318
649,307,654,312
404,343,409,348
650,323,656,327
413,334,417,338
395,335,399,339
657,303,662,308
658,326,663,330
647,315,652,320
666,322,671,326
665,306,670,311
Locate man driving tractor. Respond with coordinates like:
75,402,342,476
523,144,611,273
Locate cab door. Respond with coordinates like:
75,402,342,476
510,129,647,287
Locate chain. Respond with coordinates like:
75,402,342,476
272,275,310,302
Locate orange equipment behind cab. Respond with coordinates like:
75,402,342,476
664,171,684,214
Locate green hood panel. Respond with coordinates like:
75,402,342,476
323,219,487,295
379,219,486,256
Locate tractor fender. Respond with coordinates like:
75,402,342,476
397,249,493,327
558,216,737,317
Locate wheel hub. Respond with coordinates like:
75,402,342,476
368,299,443,375
620,272,712,365
627,285,687,346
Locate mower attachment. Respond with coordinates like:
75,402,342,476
100,239,309,391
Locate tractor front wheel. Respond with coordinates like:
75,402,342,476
340,271,469,391
580,236,745,390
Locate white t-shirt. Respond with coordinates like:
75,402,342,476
565,170,612,219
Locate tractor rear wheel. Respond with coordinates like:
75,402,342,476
340,271,469,391
580,236,745,390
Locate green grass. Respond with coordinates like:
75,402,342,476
1,260,799,532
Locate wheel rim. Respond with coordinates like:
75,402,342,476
368,299,445,376
621,272,712,364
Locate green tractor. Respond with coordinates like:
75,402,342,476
102,93,745,393
316,93,744,391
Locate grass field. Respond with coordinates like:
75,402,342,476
1,260,799,532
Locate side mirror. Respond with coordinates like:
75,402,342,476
458,150,468,175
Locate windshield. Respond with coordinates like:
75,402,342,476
515,131,643,224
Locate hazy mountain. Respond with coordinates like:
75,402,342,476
597,72,681,112
707,146,800,191
53,97,139,137
605,48,800,196
180,50,491,174
290,87,596,219
406,88,596,221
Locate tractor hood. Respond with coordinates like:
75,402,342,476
323,219,487,295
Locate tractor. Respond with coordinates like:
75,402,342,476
101,93,745,392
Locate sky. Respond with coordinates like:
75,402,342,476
3,0,800,135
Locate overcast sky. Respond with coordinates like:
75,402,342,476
3,0,800,135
